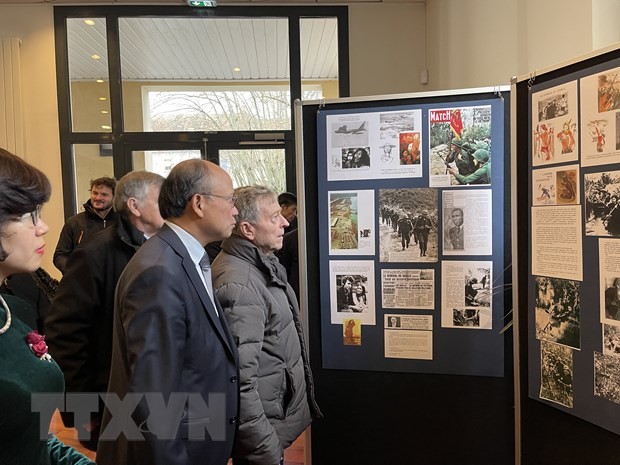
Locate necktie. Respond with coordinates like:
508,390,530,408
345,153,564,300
199,252,217,313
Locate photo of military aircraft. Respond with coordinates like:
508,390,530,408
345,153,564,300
335,122,367,135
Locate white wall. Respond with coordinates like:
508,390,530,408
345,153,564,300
0,4,62,278
348,3,426,97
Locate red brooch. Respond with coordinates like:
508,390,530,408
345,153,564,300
25,330,52,361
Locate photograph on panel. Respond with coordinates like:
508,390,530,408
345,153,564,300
378,109,423,178
580,68,620,167
598,239,620,327
343,318,361,346
584,170,620,236
534,276,581,350
594,351,620,405
379,188,438,263
540,340,574,408
428,105,492,187
603,323,620,356
328,190,375,256
440,261,492,329
533,164,580,207
531,80,578,166
329,260,376,326
442,189,492,255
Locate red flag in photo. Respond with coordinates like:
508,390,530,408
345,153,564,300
450,109,463,139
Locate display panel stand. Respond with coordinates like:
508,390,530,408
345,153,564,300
295,87,513,465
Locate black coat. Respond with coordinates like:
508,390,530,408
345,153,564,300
45,215,144,426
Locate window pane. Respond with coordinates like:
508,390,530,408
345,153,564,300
72,144,115,214
67,18,112,133
300,17,339,99
220,149,286,193
132,149,202,178
119,17,291,132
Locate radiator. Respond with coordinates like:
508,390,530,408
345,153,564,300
0,37,24,155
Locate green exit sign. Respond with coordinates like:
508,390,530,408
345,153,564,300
187,0,217,6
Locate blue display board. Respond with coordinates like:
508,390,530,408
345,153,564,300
315,95,507,377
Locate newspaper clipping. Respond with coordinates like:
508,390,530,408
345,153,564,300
326,109,423,181
381,268,434,309
428,105,492,187
532,164,579,207
328,190,375,255
531,80,579,167
580,67,620,167
329,260,376,326
442,189,492,255
531,205,583,281
384,314,433,360
440,261,492,329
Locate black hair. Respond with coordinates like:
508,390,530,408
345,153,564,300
158,159,213,219
278,192,297,207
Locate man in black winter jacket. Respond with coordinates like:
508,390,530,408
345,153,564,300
53,176,117,274
45,171,164,451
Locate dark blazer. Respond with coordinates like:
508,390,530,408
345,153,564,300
97,224,239,465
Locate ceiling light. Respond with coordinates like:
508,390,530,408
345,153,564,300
84,19,95,26
91,54,101,60
233,67,241,72
101,125,111,130
98,97,107,101
96,79,104,83
101,110,108,114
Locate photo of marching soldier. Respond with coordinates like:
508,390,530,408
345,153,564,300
379,188,438,262
429,106,492,186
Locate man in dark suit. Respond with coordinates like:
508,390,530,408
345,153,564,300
97,160,240,465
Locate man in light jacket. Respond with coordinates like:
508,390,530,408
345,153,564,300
212,185,321,465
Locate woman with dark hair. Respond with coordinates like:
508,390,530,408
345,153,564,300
0,148,93,465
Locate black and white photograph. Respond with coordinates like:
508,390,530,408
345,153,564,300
540,340,574,408
378,188,438,263
452,308,480,327
341,147,371,169
594,351,620,405
536,92,569,122
329,260,376,326
464,267,491,307
335,274,369,313
443,206,464,251
603,277,620,323
535,276,581,350
603,323,620,356
387,315,401,328
330,120,369,148
585,170,620,236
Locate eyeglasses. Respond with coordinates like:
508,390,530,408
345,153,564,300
17,205,43,226
199,193,237,205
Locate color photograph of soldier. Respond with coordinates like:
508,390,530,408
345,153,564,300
584,171,620,236
594,351,620,405
330,192,358,249
378,188,438,262
343,318,361,346
598,72,620,113
341,147,371,169
429,106,492,185
540,340,574,408
603,324,620,356
336,274,370,313
443,207,464,251
399,132,421,165
534,276,581,350
464,267,491,307
555,169,577,205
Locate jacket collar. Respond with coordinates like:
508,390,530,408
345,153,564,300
116,214,146,251
83,199,116,221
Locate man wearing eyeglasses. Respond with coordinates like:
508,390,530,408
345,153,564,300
53,176,117,274
97,160,240,465
212,185,322,465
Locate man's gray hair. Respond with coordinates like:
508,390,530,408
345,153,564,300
113,170,165,214
232,185,277,235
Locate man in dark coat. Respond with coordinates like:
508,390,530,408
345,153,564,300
414,210,432,256
46,171,165,451
53,176,117,274
397,214,414,250
97,160,239,465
